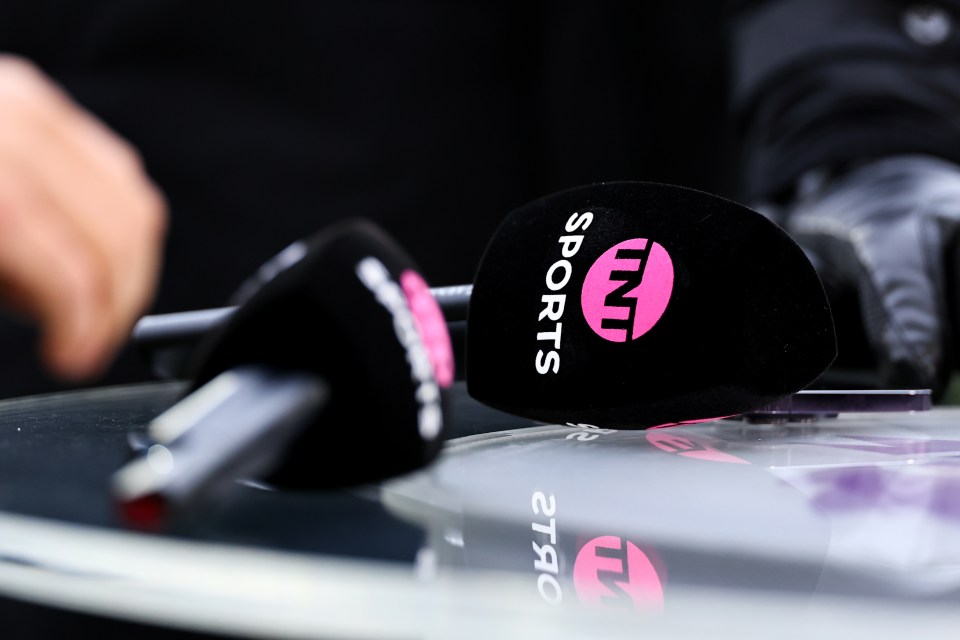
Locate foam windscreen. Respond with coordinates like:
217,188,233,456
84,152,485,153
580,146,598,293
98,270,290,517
465,181,836,428
184,218,454,487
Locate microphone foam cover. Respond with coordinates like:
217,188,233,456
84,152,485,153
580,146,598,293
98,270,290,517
465,181,836,429
186,218,455,487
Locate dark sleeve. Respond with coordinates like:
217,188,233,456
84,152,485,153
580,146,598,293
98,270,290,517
726,0,960,202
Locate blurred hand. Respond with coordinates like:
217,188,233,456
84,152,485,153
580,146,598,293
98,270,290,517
783,154,960,398
0,55,167,381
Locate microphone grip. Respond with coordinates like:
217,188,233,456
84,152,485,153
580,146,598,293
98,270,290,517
112,365,329,530
132,285,472,380
428,284,472,321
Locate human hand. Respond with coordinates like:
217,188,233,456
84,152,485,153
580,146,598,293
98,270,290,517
783,154,960,398
0,55,167,381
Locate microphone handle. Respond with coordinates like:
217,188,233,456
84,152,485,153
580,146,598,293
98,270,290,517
112,365,329,530
133,284,472,380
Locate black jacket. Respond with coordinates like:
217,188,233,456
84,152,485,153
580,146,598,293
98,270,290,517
727,0,960,203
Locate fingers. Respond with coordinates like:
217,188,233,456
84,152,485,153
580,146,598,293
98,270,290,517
0,173,108,378
0,55,168,380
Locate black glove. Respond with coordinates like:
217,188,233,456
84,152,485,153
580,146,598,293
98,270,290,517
777,154,960,398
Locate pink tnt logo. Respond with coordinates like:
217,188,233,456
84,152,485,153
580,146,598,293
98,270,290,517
581,238,673,342
573,536,664,612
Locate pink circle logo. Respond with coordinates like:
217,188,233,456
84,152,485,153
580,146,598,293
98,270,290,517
581,238,673,342
573,536,664,612
400,270,454,387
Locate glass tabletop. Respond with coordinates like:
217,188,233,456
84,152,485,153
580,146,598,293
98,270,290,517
0,381,958,639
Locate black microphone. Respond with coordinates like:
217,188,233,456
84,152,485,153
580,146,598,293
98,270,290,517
466,181,835,428
129,181,837,431
112,218,455,529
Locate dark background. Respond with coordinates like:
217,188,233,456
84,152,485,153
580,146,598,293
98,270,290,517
0,0,738,399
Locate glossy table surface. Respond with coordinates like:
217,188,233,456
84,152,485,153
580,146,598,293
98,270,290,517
0,381,958,638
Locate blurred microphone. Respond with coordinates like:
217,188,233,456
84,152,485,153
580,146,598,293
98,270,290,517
113,218,455,530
